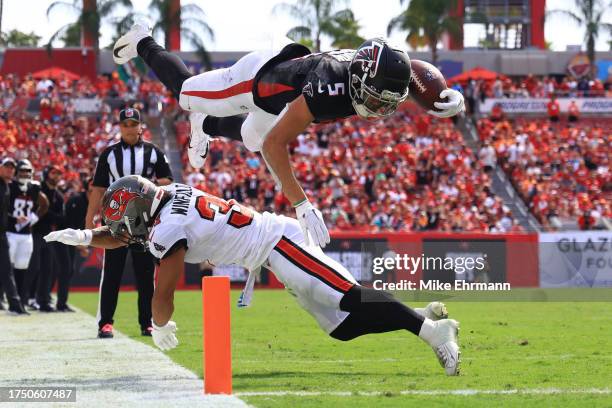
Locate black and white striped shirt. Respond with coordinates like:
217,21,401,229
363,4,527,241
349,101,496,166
92,139,173,188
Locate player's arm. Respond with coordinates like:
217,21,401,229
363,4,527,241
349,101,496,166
85,186,105,229
261,95,330,248
150,245,185,351
90,226,129,249
43,226,128,249
152,246,185,326
261,95,314,204
37,191,49,218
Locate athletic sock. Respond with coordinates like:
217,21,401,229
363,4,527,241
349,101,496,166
203,115,247,142
136,37,192,100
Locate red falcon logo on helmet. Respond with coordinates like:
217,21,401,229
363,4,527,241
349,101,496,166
104,188,139,222
354,40,384,78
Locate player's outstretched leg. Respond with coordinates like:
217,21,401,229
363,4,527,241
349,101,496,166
114,24,215,168
113,24,192,101
330,286,461,376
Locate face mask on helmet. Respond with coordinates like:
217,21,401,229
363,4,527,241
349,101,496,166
349,38,411,119
101,176,166,249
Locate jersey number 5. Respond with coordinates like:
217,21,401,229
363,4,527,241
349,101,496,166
195,195,254,228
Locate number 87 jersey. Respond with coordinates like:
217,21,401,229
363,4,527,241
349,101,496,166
148,183,286,270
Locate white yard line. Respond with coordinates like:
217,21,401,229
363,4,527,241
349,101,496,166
0,309,247,408
236,388,612,397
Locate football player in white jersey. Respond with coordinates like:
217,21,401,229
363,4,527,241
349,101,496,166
45,176,461,375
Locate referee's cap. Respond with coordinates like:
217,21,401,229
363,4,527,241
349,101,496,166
119,107,141,123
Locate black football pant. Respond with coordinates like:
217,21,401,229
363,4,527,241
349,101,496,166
136,36,245,142
0,233,22,309
97,246,155,330
50,242,72,308
329,286,425,341
25,233,54,307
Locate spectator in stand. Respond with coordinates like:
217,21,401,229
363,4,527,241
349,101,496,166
568,100,580,122
490,103,504,122
479,141,496,173
547,96,560,122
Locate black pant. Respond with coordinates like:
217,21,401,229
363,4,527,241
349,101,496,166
24,233,53,306
98,246,155,330
0,233,21,308
50,242,72,307
137,36,245,142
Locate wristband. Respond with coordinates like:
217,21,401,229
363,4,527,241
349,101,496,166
292,198,308,207
83,229,93,245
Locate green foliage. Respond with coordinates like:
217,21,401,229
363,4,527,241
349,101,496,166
0,29,42,47
275,0,362,51
148,0,214,70
547,0,612,76
60,23,81,47
387,0,461,64
46,0,133,52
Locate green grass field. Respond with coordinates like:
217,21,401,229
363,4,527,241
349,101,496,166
70,290,612,407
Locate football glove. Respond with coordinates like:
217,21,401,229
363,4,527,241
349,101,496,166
294,200,330,248
428,89,465,118
44,229,93,246
151,320,179,351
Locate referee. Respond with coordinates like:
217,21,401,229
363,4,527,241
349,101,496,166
86,108,173,338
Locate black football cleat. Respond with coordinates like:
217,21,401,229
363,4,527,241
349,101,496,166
8,304,30,315
56,304,76,313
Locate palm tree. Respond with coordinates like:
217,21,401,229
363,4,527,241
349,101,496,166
148,0,214,69
547,0,612,76
387,0,461,65
274,0,355,52
46,0,133,54
321,9,364,49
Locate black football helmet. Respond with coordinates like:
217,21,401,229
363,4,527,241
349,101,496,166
101,175,168,246
16,159,34,191
349,38,411,119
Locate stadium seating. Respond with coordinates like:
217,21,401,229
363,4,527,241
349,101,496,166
477,116,611,230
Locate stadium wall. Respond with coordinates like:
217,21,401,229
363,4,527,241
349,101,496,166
68,233,540,291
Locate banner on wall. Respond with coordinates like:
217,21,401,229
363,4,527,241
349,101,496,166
480,98,612,114
539,231,612,288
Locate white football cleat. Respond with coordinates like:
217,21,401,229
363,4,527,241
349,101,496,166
113,23,151,65
187,112,210,169
415,301,448,321
419,318,461,376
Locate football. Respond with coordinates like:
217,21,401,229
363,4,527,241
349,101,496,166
409,59,448,112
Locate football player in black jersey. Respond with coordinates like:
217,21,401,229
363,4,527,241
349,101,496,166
113,25,464,248
6,159,49,307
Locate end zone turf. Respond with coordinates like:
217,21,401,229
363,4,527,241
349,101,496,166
69,289,612,407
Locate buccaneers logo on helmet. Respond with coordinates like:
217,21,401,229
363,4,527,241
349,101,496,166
104,188,139,222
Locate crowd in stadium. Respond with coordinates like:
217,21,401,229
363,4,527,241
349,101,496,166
1,71,610,233
477,116,611,230
0,72,165,200
455,73,611,102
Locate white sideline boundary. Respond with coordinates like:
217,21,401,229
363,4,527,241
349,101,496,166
0,309,247,408
236,388,612,397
